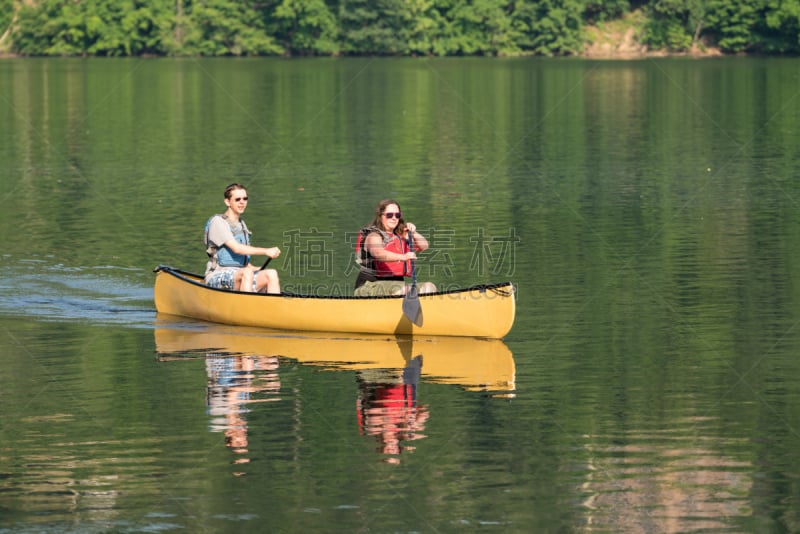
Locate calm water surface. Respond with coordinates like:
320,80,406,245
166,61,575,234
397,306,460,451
2,57,800,532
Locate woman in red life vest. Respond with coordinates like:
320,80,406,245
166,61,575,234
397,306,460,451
355,199,437,296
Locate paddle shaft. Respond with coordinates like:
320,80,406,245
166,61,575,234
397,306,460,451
402,229,423,326
407,230,417,289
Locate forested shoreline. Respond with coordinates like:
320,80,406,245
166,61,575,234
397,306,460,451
1,0,799,58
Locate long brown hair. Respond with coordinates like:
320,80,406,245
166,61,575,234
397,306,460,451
369,199,406,235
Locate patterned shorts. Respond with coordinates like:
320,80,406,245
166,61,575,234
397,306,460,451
206,268,258,292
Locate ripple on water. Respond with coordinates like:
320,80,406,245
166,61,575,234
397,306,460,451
0,259,155,328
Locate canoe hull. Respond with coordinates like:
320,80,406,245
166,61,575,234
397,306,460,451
154,266,515,338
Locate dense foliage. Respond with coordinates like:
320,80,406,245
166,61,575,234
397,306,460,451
3,0,800,56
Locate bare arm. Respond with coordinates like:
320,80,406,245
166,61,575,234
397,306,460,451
404,223,428,252
223,239,281,260
365,231,423,262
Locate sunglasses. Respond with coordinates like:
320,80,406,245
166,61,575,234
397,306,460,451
233,196,248,202
382,212,402,219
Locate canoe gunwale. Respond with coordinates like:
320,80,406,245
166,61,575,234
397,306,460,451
153,264,515,301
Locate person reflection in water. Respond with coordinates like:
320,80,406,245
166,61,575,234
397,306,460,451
206,353,281,474
356,356,429,464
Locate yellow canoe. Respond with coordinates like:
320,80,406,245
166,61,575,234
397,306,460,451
154,321,516,392
153,266,515,338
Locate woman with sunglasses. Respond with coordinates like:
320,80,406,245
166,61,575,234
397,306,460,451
355,199,437,296
204,183,281,293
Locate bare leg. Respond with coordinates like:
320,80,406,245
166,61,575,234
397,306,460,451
418,282,437,294
401,281,437,295
238,268,254,293
256,269,281,294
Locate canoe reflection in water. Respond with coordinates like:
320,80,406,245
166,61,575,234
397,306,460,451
155,318,515,465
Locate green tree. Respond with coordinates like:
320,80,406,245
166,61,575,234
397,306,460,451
339,0,410,54
119,1,175,56
269,0,339,55
182,0,283,56
9,0,800,57
12,0,173,56
435,0,518,56
401,0,447,55
0,0,14,52
584,0,632,22
705,0,761,52
13,0,87,55
762,0,800,53
514,0,585,56
84,1,173,56
643,0,708,51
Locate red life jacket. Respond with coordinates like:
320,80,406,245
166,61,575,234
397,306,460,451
356,226,411,278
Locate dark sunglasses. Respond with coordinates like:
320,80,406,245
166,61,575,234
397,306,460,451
233,196,248,202
382,212,401,219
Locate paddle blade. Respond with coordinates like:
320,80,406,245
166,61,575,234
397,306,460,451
402,286,423,326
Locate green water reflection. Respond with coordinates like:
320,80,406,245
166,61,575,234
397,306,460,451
2,57,800,531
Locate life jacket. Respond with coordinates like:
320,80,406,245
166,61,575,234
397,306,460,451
355,226,411,278
205,214,251,270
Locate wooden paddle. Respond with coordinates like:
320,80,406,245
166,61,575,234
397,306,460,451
402,231,423,326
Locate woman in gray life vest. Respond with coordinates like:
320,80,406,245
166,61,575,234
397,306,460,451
204,183,281,293
355,199,437,296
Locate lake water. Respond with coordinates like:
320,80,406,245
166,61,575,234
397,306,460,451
2,57,800,532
